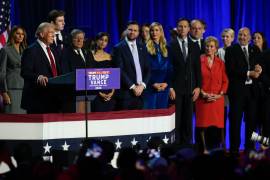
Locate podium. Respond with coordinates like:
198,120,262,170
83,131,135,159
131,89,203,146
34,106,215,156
48,72,95,113
48,72,75,86
48,68,120,114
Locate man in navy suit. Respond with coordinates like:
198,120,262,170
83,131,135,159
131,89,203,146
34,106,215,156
21,22,62,113
113,21,151,110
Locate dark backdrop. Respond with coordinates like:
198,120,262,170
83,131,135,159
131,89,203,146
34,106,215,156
11,0,270,50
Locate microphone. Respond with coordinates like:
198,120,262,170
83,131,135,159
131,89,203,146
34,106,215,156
250,132,269,146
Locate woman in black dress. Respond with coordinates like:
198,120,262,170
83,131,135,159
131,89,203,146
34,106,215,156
91,32,115,112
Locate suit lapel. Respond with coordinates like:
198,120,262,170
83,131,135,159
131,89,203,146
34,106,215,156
36,42,57,75
123,41,136,72
136,42,144,70
172,39,185,63
36,42,52,70
8,46,21,61
236,44,248,66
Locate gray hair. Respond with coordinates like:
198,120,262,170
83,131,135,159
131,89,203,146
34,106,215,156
35,22,54,38
70,29,85,39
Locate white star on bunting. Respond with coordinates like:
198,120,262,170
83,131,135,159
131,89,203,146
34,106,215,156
62,141,70,151
131,137,138,146
163,135,169,144
115,139,122,150
43,142,52,154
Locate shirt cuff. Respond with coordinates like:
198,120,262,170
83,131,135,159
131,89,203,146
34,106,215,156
129,84,135,90
141,82,146,89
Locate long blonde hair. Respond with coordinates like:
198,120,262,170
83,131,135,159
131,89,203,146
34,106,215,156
146,22,168,57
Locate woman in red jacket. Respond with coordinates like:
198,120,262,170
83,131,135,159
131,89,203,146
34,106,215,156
195,36,229,154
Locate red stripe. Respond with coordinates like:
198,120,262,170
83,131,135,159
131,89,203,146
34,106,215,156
0,33,7,46
0,106,175,123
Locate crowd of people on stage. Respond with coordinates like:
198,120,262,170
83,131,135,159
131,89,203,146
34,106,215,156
1,9,270,156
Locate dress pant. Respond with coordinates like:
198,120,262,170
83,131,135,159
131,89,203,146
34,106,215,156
228,86,257,153
175,93,193,145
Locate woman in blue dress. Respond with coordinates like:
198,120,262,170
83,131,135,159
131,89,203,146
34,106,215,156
144,22,171,109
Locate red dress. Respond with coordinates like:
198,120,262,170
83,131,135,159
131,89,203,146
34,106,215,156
195,55,229,128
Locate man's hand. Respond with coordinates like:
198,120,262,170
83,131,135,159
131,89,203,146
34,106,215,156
249,71,260,79
37,75,48,86
133,84,144,96
2,92,11,104
169,88,176,100
192,88,200,102
255,64,262,74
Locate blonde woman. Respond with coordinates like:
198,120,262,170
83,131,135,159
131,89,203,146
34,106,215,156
195,36,228,153
217,28,235,61
144,22,171,109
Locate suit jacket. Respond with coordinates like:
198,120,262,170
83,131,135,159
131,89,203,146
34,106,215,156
112,39,151,99
21,41,62,112
61,47,94,74
188,36,205,54
169,38,201,95
258,49,270,91
225,43,261,96
50,31,69,58
0,45,24,92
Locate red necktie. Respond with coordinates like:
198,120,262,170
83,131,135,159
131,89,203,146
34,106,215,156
46,47,58,77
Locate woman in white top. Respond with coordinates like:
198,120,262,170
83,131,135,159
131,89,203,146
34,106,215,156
217,28,234,149
217,28,235,61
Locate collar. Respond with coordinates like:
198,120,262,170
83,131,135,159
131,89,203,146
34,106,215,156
125,37,136,45
37,39,49,49
177,36,188,43
241,45,249,50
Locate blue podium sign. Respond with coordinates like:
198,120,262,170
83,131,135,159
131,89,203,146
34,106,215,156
76,68,120,90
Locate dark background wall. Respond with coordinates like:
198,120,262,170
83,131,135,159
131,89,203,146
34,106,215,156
11,0,270,50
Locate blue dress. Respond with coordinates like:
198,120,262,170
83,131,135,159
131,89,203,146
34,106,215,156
144,44,171,109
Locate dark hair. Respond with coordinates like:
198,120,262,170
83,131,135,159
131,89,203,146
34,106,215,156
253,31,268,50
127,20,139,28
95,32,110,42
47,9,65,23
92,32,110,51
7,25,27,51
177,18,190,26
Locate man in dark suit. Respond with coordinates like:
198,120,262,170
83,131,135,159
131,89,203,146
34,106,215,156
61,29,94,113
48,9,69,56
112,21,151,110
189,19,206,54
61,29,93,74
21,22,62,113
169,18,201,146
225,27,261,155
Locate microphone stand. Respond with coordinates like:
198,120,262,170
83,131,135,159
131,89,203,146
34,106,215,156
83,50,88,139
